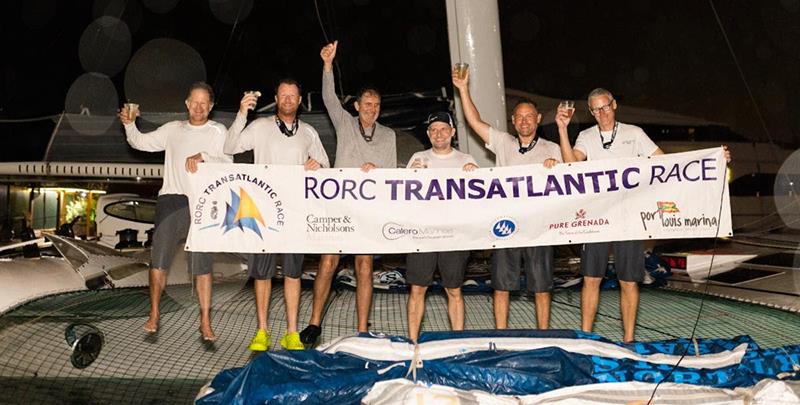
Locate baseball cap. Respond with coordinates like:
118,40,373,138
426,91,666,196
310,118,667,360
426,111,454,128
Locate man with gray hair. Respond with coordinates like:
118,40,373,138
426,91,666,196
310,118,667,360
555,88,660,343
300,41,397,346
556,87,730,342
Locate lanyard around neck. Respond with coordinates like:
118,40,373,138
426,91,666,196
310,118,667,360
601,122,619,149
518,136,538,154
358,120,375,142
275,116,298,137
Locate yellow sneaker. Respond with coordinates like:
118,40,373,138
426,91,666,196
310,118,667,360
248,329,271,352
280,332,304,350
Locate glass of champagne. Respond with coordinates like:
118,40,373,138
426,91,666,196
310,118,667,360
558,100,575,119
454,62,469,80
124,103,139,121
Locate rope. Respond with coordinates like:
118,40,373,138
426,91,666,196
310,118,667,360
647,153,729,403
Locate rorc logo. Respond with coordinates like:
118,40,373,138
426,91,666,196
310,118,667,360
492,219,516,238
222,187,266,239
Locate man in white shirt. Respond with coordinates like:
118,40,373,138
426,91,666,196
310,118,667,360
118,81,232,342
556,87,730,343
226,79,329,351
405,112,477,342
453,69,561,330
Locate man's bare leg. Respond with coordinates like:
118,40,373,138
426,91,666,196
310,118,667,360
493,290,510,329
255,278,272,331
196,273,215,341
534,291,551,330
445,287,464,332
619,280,639,343
144,268,167,332
355,255,373,332
308,254,339,327
406,285,427,342
284,277,301,333
581,276,602,333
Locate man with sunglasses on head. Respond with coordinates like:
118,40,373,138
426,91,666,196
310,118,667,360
226,78,330,351
453,67,561,331
300,41,397,346
119,81,232,342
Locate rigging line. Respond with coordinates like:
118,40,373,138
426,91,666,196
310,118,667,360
314,0,345,100
647,156,729,404
707,0,773,146
86,0,129,84
327,0,346,98
0,115,62,123
313,0,330,43
212,0,248,103
707,0,798,199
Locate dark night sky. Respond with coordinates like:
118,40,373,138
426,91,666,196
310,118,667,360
2,0,799,145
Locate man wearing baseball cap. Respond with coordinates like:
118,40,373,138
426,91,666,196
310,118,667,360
405,112,478,341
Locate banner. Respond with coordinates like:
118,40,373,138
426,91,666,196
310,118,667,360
186,147,731,254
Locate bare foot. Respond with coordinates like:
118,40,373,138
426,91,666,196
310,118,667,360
143,316,159,333
199,324,217,342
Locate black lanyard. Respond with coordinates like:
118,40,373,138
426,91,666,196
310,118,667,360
358,120,375,142
275,116,298,137
518,136,538,154
601,122,618,149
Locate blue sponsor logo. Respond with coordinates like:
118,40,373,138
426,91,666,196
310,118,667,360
492,219,516,238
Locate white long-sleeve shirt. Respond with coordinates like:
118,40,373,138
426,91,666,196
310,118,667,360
124,120,232,196
225,114,330,167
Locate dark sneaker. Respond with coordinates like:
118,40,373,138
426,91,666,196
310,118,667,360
299,324,322,346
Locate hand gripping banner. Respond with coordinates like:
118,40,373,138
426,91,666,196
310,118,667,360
186,147,731,254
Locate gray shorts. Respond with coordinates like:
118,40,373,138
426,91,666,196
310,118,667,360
151,194,212,275
491,246,553,293
580,240,644,282
248,253,304,280
406,251,470,288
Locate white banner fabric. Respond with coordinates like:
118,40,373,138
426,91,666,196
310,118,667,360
186,147,731,254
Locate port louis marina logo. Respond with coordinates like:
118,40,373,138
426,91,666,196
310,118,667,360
548,209,610,236
193,173,285,240
639,200,718,232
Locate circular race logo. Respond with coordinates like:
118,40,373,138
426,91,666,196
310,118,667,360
492,219,517,238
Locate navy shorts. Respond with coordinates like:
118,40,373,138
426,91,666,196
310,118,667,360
151,194,212,275
491,246,553,293
580,240,644,282
248,253,304,280
406,251,470,288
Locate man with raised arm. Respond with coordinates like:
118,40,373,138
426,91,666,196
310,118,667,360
226,79,330,351
556,88,730,343
406,112,478,342
300,41,397,346
452,69,561,330
555,89,660,343
119,81,232,342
